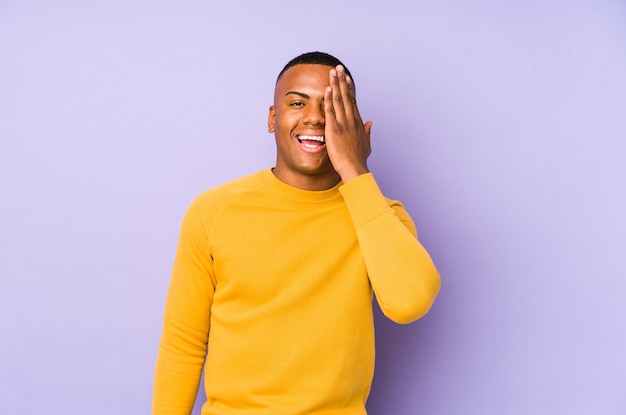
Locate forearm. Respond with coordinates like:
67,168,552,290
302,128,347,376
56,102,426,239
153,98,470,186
153,271,211,415
153,201,214,414
153,326,207,415
340,173,440,324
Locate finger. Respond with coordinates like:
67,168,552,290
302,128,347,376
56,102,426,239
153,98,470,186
329,67,347,124
324,85,337,125
337,65,357,124
344,74,364,125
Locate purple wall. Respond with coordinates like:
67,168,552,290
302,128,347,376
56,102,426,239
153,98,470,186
1,1,625,414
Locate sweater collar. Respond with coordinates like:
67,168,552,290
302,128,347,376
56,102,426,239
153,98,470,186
261,168,343,204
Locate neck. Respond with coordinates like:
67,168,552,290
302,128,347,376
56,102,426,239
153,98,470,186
271,168,341,191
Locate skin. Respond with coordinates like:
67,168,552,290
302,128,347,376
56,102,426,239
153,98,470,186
268,64,373,191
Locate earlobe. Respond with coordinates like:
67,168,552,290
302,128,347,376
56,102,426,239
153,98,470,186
268,106,276,133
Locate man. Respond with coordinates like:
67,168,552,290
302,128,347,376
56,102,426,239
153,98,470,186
153,51,440,415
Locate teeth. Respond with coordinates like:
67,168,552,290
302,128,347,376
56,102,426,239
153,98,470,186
298,135,325,143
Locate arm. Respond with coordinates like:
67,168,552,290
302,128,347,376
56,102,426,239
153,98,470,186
325,65,440,323
153,199,215,415
339,174,440,324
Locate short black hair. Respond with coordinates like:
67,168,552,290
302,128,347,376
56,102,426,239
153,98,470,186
276,51,353,83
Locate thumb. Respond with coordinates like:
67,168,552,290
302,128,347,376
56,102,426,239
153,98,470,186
363,121,373,157
364,120,373,138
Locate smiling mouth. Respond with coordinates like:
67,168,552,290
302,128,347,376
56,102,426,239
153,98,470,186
297,135,326,149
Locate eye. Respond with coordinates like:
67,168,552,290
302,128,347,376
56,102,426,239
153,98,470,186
289,101,305,108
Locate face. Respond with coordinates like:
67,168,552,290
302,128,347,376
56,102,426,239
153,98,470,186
268,64,337,190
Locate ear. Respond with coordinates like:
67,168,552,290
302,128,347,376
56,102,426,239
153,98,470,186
267,105,276,133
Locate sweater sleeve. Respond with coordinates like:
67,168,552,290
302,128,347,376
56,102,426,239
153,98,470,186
153,198,216,415
339,173,440,324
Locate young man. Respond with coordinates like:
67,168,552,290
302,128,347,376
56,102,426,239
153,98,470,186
153,52,440,415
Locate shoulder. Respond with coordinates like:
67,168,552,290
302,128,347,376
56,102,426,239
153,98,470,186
186,170,267,217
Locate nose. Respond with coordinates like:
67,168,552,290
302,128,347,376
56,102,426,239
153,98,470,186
303,101,325,125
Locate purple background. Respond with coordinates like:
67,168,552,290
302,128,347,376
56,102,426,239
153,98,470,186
1,1,625,414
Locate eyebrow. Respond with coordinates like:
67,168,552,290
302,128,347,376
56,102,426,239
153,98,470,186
285,91,310,99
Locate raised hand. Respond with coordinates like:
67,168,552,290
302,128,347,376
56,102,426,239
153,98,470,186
324,65,373,183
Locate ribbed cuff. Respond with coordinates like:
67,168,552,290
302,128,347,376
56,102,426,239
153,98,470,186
339,173,391,228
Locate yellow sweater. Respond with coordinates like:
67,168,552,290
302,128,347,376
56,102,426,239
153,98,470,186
153,169,440,415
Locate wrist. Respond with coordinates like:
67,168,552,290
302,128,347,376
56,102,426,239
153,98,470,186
338,165,369,183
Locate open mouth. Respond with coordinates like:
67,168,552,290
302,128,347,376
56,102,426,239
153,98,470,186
297,135,326,149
